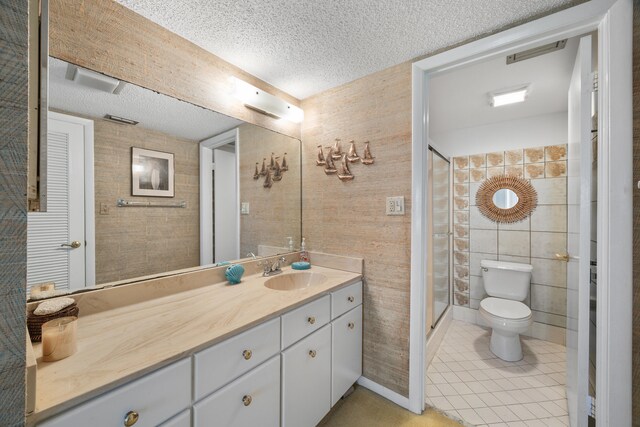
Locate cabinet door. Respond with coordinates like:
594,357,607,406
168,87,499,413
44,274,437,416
193,356,280,427
332,305,362,406
281,324,331,427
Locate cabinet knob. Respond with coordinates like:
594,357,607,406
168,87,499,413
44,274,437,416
309,349,317,358
347,296,355,303
123,410,139,426
242,350,252,360
242,395,253,406
348,322,355,329
307,316,316,324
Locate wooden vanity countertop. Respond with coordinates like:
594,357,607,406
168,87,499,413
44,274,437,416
28,265,362,423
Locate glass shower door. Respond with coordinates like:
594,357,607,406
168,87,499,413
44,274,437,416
428,147,450,328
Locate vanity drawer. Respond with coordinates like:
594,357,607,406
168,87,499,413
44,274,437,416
331,281,362,319
38,358,191,427
193,355,280,427
281,295,330,349
194,317,280,400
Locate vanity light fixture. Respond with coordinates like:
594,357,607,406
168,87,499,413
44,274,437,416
229,77,304,123
489,85,530,107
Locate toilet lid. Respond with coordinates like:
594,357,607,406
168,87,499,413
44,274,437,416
480,297,531,320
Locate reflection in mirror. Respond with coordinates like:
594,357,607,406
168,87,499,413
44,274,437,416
26,58,301,299
492,188,519,209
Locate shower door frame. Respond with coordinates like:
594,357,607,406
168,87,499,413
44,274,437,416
408,1,632,424
426,146,451,331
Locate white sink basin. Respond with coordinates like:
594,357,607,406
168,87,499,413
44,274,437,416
264,272,328,291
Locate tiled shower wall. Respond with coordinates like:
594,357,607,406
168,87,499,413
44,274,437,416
452,144,569,330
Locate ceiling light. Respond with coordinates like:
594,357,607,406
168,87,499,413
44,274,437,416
229,77,304,123
489,86,530,107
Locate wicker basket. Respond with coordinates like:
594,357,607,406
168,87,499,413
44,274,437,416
27,304,79,342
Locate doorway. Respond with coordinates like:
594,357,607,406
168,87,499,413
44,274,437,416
408,1,632,425
200,128,241,265
27,111,96,291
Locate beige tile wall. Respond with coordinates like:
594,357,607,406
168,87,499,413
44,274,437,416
453,145,568,330
93,118,200,284
238,124,302,256
301,62,413,396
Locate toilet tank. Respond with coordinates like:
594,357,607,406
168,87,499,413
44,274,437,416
480,260,532,301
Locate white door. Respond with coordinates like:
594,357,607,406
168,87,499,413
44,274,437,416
213,147,239,262
27,113,88,291
566,34,592,427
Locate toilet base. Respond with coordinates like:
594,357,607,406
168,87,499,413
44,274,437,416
489,328,523,362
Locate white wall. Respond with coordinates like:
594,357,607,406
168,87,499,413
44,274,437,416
431,112,567,157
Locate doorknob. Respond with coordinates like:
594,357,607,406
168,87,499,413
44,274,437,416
555,253,570,262
61,241,81,249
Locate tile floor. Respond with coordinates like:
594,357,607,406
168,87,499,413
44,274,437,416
426,320,569,426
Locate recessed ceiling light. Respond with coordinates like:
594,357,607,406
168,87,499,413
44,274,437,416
489,85,530,107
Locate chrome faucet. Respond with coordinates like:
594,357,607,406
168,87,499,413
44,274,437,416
246,252,257,260
259,256,287,277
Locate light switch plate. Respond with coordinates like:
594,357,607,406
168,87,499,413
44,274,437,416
241,202,250,215
386,196,405,215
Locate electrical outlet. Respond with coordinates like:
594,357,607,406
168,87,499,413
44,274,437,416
241,202,250,215
386,196,405,215
99,203,110,215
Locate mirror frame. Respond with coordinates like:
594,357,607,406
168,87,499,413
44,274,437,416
476,175,538,223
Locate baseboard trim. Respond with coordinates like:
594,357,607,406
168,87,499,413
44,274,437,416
356,376,411,410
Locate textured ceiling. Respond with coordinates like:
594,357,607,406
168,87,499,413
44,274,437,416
430,36,579,135
49,58,242,141
116,0,579,99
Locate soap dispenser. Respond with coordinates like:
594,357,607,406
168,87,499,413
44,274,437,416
300,237,309,262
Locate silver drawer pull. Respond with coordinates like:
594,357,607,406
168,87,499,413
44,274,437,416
242,350,252,360
242,395,252,406
309,350,317,358
307,316,316,324
123,410,139,426
347,296,355,302
348,322,355,329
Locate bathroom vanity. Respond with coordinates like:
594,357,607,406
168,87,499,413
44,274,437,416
28,257,363,427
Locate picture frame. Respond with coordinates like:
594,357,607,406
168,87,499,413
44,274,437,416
131,147,175,197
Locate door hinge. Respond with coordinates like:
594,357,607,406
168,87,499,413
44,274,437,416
587,395,596,418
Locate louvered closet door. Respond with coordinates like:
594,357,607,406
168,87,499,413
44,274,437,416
27,114,86,291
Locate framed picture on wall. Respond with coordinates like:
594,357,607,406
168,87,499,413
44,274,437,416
131,147,175,197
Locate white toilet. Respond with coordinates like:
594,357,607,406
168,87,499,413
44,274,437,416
479,260,533,362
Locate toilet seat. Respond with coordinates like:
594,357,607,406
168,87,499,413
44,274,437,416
480,297,531,320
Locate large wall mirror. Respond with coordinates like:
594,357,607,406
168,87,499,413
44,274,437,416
27,54,302,298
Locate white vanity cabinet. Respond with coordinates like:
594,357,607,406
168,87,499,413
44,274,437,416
37,280,363,427
281,324,332,427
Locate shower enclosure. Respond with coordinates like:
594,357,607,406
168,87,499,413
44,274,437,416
426,147,451,330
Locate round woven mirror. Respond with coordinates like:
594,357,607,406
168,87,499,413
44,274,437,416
476,175,538,223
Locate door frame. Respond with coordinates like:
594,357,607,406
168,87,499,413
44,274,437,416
47,111,96,287
199,128,240,265
409,1,632,425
